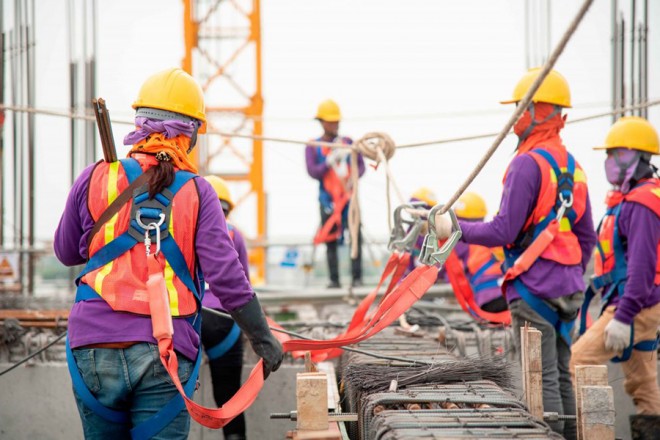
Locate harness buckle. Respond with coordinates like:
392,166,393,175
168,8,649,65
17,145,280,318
388,202,426,253
137,210,165,256
555,192,574,221
419,204,462,267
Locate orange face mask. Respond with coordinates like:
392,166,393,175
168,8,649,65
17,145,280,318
128,133,198,174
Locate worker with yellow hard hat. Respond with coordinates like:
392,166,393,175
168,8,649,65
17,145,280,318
306,99,366,288
449,192,507,314
55,68,282,438
201,176,250,440
571,117,660,436
434,68,596,439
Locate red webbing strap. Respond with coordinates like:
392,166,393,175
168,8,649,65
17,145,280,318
308,252,411,361
155,264,438,429
503,219,560,284
313,193,351,245
444,252,510,325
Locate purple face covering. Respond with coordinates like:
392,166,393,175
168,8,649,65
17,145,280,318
604,148,641,193
123,117,196,146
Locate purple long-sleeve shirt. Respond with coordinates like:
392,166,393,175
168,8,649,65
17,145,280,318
459,153,597,303
305,136,366,181
608,198,660,324
202,225,250,310
54,162,254,361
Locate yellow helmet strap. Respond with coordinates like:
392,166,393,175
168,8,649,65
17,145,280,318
517,103,563,147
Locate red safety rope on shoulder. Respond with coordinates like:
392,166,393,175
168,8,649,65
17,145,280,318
444,252,510,325
150,258,437,430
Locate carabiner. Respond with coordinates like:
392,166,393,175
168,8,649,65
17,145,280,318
555,193,574,221
388,202,426,253
418,204,462,267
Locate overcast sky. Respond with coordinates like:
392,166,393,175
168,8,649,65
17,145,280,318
2,0,659,245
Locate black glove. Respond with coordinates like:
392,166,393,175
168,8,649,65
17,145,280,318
230,296,283,378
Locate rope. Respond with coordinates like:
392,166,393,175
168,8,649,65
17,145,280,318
1,96,658,151
437,0,595,216
0,332,66,377
350,132,401,258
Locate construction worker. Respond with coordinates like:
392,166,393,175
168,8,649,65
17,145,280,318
202,176,249,440
54,68,283,439
434,68,596,439
450,192,507,314
305,99,366,288
570,117,660,437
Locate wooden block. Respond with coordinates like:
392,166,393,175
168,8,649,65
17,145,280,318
304,352,318,373
520,326,543,419
579,386,615,440
575,365,609,440
296,372,328,431
293,429,342,440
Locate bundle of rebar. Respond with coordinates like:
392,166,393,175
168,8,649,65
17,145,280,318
343,355,513,394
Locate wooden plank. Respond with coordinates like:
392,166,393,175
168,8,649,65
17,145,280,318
296,372,328,431
520,326,543,419
579,385,615,440
575,365,609,440
0,309,69,320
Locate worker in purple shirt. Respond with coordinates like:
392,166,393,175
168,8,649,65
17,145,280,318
434,69,596,440
54,68,282,439
305,99,366,288
570,117,660,437
201,176,249,440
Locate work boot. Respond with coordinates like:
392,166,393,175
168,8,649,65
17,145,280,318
630,415,660,440
327,280,341,289
351,278,364,288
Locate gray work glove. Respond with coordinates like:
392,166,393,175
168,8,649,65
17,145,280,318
230,296,283,378
604,318,632,353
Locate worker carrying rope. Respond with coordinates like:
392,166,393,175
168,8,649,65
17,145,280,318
305,99,366,288
433,68,597,440
54,68,284,439
570,116,660,437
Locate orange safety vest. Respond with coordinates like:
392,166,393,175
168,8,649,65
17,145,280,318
81,156,200,317
466,245,503,282
595,178,660,287
504,143,588,267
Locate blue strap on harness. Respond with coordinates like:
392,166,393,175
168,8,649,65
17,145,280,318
513,279,575,346
206,322,241,361
70,160,204,437
66,337,129,425
611,324,659,363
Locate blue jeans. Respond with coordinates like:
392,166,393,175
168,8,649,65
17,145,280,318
72,343,194,440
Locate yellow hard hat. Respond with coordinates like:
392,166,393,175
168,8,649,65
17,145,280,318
501,67,571,108
315,99,341,122
410,187,437,207
204,176,234,212
455,192,487,220
132,68,207,133
593,116,659,155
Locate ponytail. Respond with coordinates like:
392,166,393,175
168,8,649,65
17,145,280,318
148,160,176,199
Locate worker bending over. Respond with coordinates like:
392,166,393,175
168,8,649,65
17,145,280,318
435,68,596,440
55,68,283,439
305,99,366,288
202,176,250,440
570,117,660,438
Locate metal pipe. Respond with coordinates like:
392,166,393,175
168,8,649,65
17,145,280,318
630,0,636,113
641,0,648,118
0,0,5,246
612,0,619,122
620,12,626,113
26,0,35,295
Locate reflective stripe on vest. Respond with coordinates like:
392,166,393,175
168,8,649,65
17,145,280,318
80,157,200,317
505,145,587,267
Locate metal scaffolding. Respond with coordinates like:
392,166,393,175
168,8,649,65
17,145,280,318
182,0,266,282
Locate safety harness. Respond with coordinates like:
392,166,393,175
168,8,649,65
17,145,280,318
444,251,510,325
502,149,578,346
579,182,660,362
68,157,203,439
